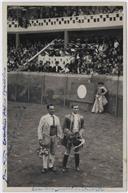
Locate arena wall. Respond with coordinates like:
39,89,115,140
8,72,123,117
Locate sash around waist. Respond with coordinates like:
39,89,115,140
50,125,57,136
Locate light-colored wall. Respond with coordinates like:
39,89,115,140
8,12,123,33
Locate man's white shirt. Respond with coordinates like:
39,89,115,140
38,113,62,140
72,113,79,133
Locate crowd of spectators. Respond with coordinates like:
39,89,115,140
8,35,123,76
28,6,123,19
8,6,123,25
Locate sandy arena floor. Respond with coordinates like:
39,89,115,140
7,102,123,187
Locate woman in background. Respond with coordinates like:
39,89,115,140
92,82,108,113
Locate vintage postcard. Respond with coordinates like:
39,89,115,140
2,1,127,192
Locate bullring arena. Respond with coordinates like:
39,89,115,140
6,4,124,189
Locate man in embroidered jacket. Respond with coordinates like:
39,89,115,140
38,104,62,173
62,104,85,172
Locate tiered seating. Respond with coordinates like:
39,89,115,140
8,36,123,75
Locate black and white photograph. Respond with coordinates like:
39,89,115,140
2,1,127,192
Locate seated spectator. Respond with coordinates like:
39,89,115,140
52,61,63,73
7,6,123,23
43,61,53,72
61,63,70,73
7,35,123,76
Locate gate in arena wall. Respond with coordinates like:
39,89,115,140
66,75,95,110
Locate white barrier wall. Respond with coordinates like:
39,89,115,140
7,12,123,33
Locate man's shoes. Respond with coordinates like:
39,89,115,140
49,167,56,172
41,168,48,173
76,167,80,171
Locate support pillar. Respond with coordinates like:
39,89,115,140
64,30,69,48
16,33,20,49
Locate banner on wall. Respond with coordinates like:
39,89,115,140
38,55,75,67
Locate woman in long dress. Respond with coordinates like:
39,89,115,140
92,82,108,113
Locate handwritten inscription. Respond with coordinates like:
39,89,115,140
3,118,7,145
2,67,7,184
32,187,103,192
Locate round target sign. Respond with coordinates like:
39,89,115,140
77,85,87,99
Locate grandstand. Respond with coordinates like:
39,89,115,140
6,5,124,189
7,6,123,75
7,5,123,116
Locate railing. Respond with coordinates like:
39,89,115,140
7,11,123,33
